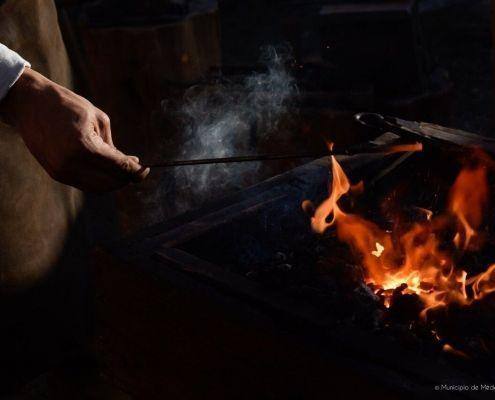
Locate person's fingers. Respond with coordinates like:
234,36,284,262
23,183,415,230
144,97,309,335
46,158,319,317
53,123,149,191
91,115,150,184
91,142,150,183
62,154,146,192
96,111,114,148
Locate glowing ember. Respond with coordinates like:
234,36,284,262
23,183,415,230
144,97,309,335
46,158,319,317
305,155,495,322
371,242,385,258
442,344,469,359
384,142,423,155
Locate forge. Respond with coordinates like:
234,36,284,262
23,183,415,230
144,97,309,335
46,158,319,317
3,0,494,398
92,122,495,399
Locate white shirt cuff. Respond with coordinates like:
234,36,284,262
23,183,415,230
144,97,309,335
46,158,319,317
0,43,31,101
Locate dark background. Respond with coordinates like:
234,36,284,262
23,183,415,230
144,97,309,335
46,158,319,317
53,0,495,241
13,0,495,397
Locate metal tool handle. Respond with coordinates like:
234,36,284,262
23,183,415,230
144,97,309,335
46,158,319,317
355,112,495,155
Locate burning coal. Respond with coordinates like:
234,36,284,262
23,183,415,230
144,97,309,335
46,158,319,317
304,154,495,319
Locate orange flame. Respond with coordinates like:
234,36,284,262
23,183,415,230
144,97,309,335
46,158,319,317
307,156,495,318
448,166,488,250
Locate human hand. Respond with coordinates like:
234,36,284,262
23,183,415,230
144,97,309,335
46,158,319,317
2,68,149,192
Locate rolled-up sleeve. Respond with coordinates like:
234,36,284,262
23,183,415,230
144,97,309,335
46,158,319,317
0,43,30,101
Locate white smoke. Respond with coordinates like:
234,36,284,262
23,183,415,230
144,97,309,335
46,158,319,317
172,45,298,210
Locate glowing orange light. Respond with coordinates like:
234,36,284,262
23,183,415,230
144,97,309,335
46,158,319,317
305,154,495,321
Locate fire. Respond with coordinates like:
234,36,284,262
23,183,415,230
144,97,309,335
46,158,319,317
306,155,495,319
448,166,488,250
310,154,350,233
371,242,384,258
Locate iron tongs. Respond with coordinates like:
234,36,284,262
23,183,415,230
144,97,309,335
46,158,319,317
355,112,495,155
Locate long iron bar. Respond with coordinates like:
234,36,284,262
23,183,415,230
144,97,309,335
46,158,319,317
146,141,422,168
147,152,328,168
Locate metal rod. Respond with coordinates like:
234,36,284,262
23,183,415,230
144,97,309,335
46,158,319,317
147,152,328,168
146,141,423,169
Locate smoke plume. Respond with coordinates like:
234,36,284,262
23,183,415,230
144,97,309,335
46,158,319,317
171,45,298,211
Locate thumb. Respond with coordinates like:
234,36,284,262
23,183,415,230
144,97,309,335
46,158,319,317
94,144,150,183
120,155,150,182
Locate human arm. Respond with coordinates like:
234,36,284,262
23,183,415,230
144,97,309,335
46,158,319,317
0,44,149,192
